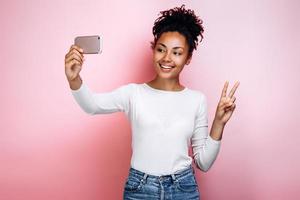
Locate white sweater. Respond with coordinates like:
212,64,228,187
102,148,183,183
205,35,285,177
71,82,221,176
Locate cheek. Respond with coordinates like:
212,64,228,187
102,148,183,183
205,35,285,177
152,55,160,68
173,57,187,66
153,52,162,62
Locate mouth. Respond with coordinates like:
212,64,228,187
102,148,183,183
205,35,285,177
159,63,175,72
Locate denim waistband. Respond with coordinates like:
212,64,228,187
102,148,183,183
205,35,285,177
128,165,194,182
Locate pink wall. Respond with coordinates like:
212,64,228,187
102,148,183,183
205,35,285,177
1,0,299,199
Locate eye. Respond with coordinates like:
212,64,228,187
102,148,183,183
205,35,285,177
173,52,182,56
157,48,165,53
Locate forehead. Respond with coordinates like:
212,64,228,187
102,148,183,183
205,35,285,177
156,32,187,48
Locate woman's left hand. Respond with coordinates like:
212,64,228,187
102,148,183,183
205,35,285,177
214,81,240,126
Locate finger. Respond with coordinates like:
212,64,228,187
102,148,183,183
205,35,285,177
70,48,84,57
65,57,82,67
220,81,229,100
225,107,231,112
66,59,81,67
225,100,234,108
70,45,84,53
65,50,84,62
65,47,84,59
65,53,83,63
65,53,82,63
231,96,236,103
65,59,82,69
219,99,233,110
225,103,236,112
229,103,236,110
228,81,240,98
227,103,236,112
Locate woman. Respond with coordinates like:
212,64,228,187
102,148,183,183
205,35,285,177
64,5,239,200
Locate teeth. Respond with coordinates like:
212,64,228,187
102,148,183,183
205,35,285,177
160,64,173,69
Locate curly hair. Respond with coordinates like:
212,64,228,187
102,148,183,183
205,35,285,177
151,4,204,56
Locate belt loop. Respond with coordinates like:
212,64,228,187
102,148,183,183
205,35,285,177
171,174,178,183
141,173,148,183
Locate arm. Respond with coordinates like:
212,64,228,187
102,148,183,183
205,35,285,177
71,81,134,115
65,45,134,115
192,95,221,172
192,81,240,171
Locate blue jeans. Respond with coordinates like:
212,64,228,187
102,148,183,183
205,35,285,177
123,165,200,200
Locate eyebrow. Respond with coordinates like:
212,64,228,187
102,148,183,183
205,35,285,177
158,43,184,50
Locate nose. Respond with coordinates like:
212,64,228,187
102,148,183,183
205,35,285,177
162,52,172,62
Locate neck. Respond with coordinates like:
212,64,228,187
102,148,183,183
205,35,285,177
147,76,184,91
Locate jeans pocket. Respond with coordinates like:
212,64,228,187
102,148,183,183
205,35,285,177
124,175,144,192
175,174,198,193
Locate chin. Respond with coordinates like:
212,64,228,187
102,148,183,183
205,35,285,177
157,72,177,79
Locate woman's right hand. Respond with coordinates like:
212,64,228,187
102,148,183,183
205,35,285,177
65,45,85,82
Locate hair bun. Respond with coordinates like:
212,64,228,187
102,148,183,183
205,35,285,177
152,4,204,54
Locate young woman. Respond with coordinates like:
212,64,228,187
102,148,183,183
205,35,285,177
64,5,239,200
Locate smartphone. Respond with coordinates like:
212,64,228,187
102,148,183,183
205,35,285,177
74,35,102,54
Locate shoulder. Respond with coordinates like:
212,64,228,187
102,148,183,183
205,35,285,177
186,88,207,103
119,82,150,91
186,89,208,116
112,82,142,97
115,82,138,91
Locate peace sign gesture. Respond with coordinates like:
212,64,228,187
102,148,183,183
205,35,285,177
214,81,240,126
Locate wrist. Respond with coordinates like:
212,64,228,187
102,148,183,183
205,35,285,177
212,119,225,128
68,75,81,83
68,76,82,90
210,119,225,141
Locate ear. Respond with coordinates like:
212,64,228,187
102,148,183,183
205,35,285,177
150,41,156,51
185,54,192,65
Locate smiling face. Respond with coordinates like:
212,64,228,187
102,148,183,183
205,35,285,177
152,31,192,80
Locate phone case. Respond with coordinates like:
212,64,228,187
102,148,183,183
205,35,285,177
74,35,102,54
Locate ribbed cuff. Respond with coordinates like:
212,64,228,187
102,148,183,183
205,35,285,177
70,82,85,93
207,135,221,145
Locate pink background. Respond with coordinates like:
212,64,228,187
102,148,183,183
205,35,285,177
1,0,299,199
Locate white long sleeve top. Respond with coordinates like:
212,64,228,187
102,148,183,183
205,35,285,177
71,82,221,176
